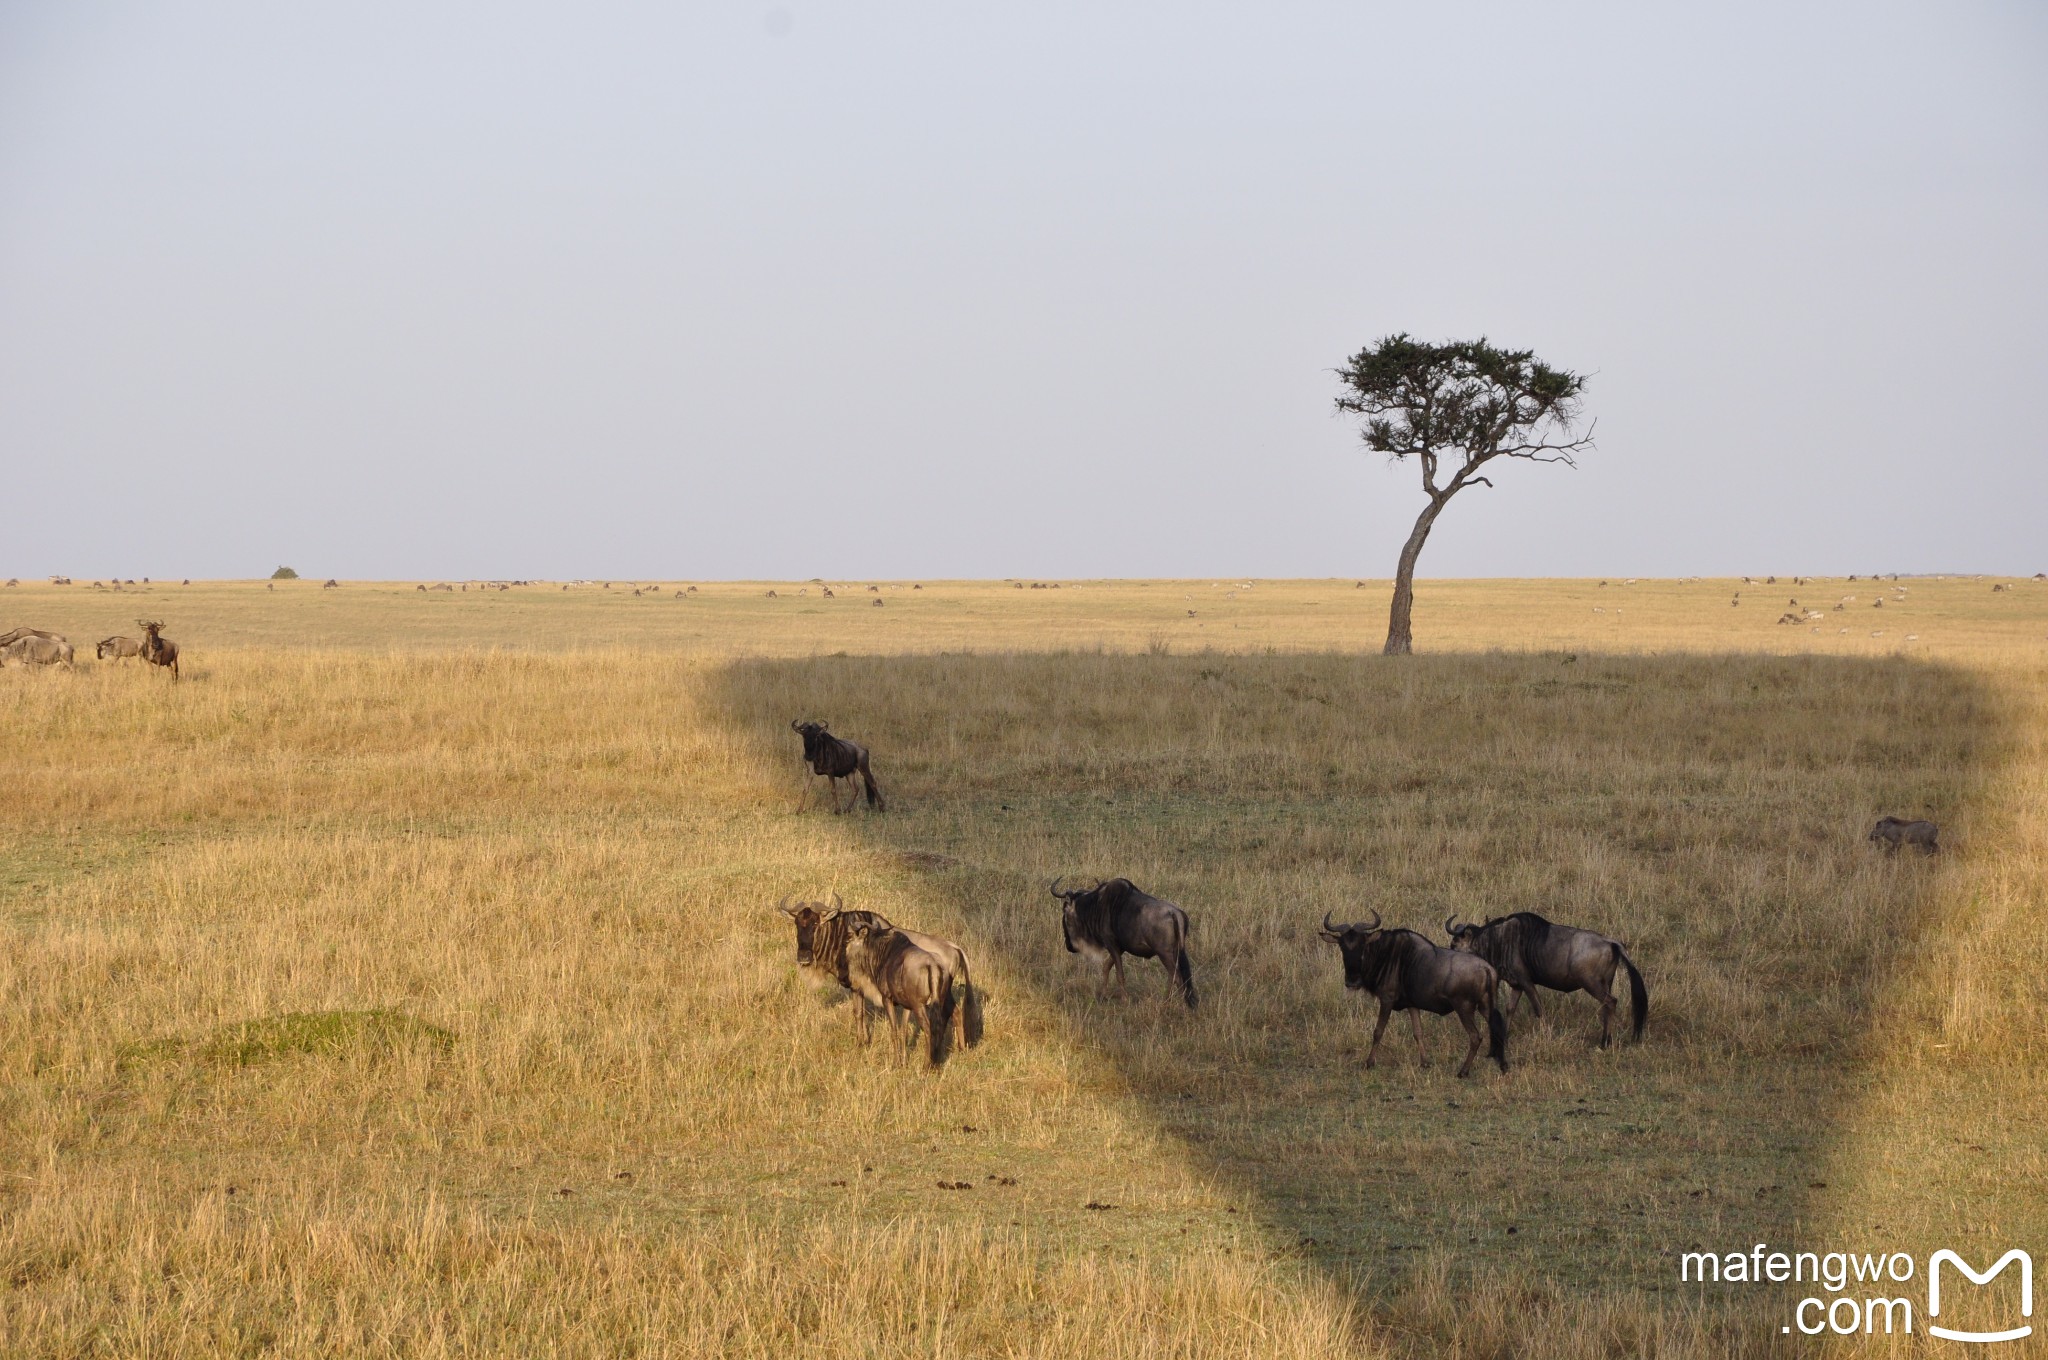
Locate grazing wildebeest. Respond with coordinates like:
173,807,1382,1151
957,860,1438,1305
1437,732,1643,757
790,720,885,813
0,626,64,648
778,898,983,1048
843,918,957,1067
1,634,75,667
97,635,142,662
1870,817,1939,855
323,579,339,588
137,620,179,679
1320,912,1507,1076
1050,878,1196,1008
1445,912,1647,1048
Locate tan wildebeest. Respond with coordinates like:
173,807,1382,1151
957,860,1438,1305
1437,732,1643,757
97,635,143,662
137,621,179,678
1,632,75,667
842,918,957,1068
778,899,983,1049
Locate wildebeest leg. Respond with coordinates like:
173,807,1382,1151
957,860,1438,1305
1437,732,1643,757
1518,982,1542,1019
1113,953,1130,999
796,771,815,813
1365,1005,1393,1070
1454,1004,1483,1078
1408,1010,1428,1069
1590,979,1617,1049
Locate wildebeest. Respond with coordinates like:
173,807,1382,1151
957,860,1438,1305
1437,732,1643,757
843,918,957,1067
1,633,75,667
778,899,984,1048
790,720,885,812
137,620,179,679
1445,912,1646,1048
0,626,64,648
1320,912,1507,1076
97,635,143,662
1050,877,1196,1008
1870,817,1939,855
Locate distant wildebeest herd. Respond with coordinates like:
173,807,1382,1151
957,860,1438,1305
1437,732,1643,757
778,719,1940,1074
0,620,181,677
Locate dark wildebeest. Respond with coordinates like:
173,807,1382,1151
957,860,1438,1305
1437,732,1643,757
1870,817,1939,855
137,620,179,679
791,720,885,813
778,899,983,1049
1,633,75,667
843,918,957,1067
1320,912,1507,1076
1050,877,1196,1008
97,635,142,662
1445,912,1647,1048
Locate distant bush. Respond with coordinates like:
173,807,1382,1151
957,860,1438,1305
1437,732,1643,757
270,566,299,580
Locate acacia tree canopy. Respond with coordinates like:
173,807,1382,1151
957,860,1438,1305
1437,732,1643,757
1335,334,1593,654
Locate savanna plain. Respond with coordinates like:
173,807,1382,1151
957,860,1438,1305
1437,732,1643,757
3,575,2046,1358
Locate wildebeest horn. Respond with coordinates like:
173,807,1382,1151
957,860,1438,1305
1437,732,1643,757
1445,914,1460,936
831,892,844,913
1365,910,1382,931
1048,876,1066,898
776,896,793,918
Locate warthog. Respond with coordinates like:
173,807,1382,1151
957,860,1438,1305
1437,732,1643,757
779,899,984,1048
1320,912,1507,1076
1870,817,1939,855
1050,877,1196,1008
97,635,142,661
1445,912,1647,1047
791,720,885,812
843,918,957,1067
137,621,179,679
1,634,75,667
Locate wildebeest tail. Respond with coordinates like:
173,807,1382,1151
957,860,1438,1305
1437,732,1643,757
1617,945,1648,1041
928,981,957,1068
958,959,985,1047
860,761,884,810
1175,949,1197,1009
1487,1001,1509,1072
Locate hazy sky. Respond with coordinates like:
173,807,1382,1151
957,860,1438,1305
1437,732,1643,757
2,3,2043,581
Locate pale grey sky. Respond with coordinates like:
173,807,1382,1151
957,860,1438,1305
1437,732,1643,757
2,3,2043,581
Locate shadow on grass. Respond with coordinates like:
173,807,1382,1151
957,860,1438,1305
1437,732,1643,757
705,648,2014,1338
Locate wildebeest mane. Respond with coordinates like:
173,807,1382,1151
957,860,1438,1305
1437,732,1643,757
1357,929,1432,1000
1470,912,1553,972
810,907,892,987
1070,878,1135,945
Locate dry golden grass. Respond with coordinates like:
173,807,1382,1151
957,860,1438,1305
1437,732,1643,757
2,575,2045,1356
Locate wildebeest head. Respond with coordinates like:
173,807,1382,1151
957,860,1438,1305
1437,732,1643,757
791,719,829,761
1050,876,1102,954
777,892,845,966
1444,914,1484,951
1318,910,1389,990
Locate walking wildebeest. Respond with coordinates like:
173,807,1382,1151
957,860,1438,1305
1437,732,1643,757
791,720,885,813
96,635,142,662
842,918,957,1067
1869,816,1939,855
778,898,983,1048
137,620,179,679
1320,912,1507,1076
1445,912,1647,1048
1050,878,1196,1008
1,634,75,667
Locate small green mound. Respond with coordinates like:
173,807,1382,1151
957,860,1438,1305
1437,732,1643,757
125,1009,455,1069
270,565,300,579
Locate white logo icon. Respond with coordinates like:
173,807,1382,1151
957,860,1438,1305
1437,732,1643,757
1928,1249,2033,1344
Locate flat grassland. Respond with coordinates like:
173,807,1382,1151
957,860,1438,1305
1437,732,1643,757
3,576,2045,1357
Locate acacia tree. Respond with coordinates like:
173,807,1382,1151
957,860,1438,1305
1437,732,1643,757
1335,334,1592,655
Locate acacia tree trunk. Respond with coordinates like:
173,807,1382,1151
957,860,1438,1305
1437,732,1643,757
1383,496,1447,656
